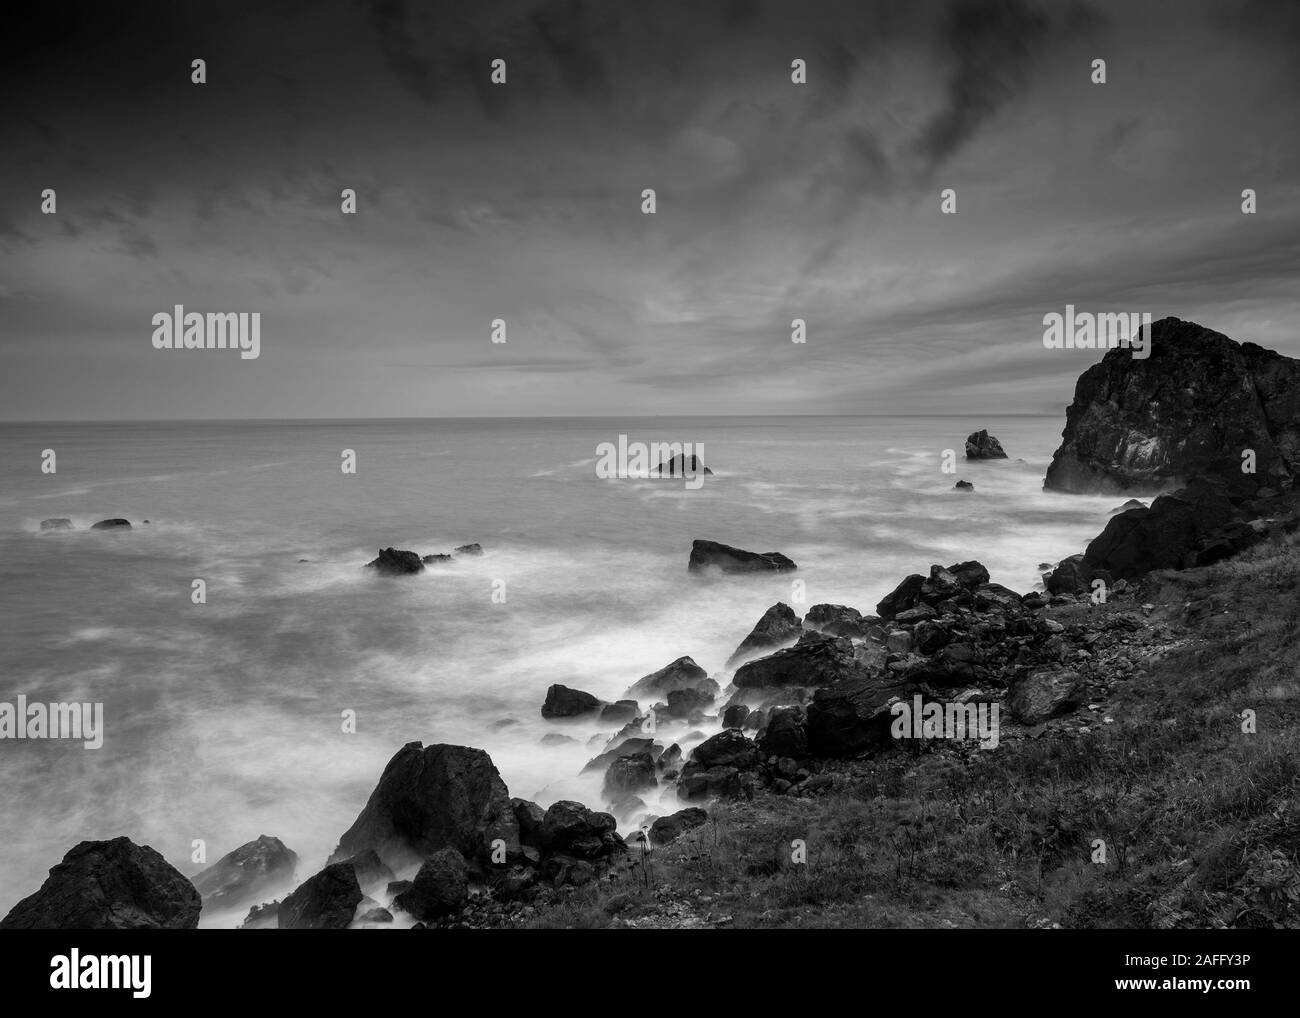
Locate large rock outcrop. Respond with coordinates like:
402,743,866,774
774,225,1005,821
1044,318,1300,494
330,742,519,870
0,837,201,930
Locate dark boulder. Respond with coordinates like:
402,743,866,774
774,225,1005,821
541,684,603,718
803,603,868,638
965,430,1008,459
538,801,623,860
1008,669,1085,724
278,863,362,929
511,798,547,848
688,539,796,574
664,686,714,718
91,518,131,529
600,700,640,724
806,677,911,757
1081,478,1248,579
649,808,708,847
330,742,519,870
583,737,656,775
877,573,925,618
653,453,713,477
1045,318,1300,494
624,656,718,700
392,847,468,921
422,553,453,564
758,706,808,757
365,547,423,575
726,602,802,667
342,849,395,892
954,480,974,491
604,752,657,796
733,632,863,689
191,834,297,910
721,703,751,729
691,730,759,770
0,837,200,930
1111,499,1146,513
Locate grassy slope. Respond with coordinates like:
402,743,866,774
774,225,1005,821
523,532,1300,930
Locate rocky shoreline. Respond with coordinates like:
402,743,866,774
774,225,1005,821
9,317,1298,930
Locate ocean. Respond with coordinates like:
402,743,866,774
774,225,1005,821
0,415,1122,924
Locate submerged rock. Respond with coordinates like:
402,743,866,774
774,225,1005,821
653,453,713,477
454,543,484,556
40,518,73,530
365,547,424,575
0,837,200,930
688,539,796,574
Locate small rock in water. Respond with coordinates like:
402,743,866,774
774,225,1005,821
454,543,483,556
964,430,1008,459
40,518,73,530
91,518,131,529
954,480,974,491
366,547,424,575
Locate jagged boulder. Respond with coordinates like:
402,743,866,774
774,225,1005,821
278,862,361,929
191,835,297,909
392,847,468,921
688,539,796,573
365,547,424,575
803,603,869,638
0,837,200,930
965,430,1008,459
604,752,657,797
624,656,718,700
330,742,519,869
1044,318,1300,494
1008,669,1085,724
806,677,911,757
733,632,863,690
759,705,808,757
653,453,713,477
1081,478,1248,579
649,808,708,847
726,602,802,666
691,730,759,770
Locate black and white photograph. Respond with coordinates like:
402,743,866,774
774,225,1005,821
1,0,1296,999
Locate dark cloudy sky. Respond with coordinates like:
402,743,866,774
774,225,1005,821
2,0,1299,420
